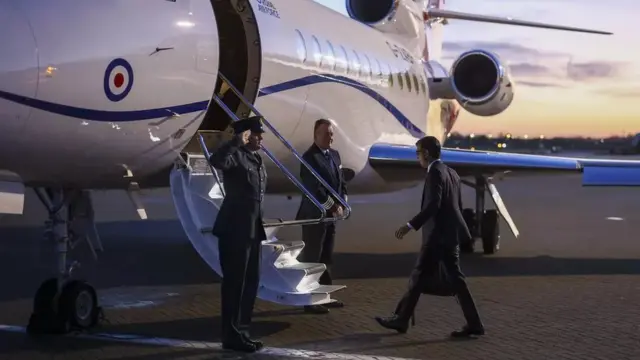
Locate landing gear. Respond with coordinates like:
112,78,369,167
460,176,501,255
27,188,102,335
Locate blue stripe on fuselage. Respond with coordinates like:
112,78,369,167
0,89,210,122
258,74,424,138
0,74,424,137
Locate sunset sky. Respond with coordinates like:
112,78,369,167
314,0,639,137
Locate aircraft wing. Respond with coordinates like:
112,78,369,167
368,143,640,186
426,9,613,35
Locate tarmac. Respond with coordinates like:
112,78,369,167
0,171,640,359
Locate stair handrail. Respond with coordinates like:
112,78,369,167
217,72,351,221
197,135,226,198
198,98,331,227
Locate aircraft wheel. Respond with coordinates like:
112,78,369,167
481,210,500,254
59,280,100,329
461,209,475,253
26,279,100,335
27,278,69,335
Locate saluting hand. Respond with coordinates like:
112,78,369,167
395,224,410,240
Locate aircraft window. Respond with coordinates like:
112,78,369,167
370,57,380,82
413,73,420,94
338,45,349,74
420,75,427,94
351,50,362,78
311,35,322,67
405,72,412,92
385,64,393,87
362,54,372,81
294,30,307,63
397,71,404,90
324,40,336,71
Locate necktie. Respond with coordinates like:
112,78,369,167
325,151,336,173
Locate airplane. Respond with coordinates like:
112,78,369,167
1,0,639,334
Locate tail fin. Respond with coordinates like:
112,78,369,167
425,7,612,35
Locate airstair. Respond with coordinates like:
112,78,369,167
170,73,351,306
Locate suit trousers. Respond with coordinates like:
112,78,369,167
299,222,336,285
218,235,261,342
394,243,483,329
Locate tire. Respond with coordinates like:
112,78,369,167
27,278,69,335
481,209,500,254
59,280,100,329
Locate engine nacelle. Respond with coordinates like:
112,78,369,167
449,50,514,117
345,0,425,42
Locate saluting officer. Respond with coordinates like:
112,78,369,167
209,116,267,353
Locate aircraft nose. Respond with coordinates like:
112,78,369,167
0,3,39,130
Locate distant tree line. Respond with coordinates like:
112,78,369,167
443,132,639,154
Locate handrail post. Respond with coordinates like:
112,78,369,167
217,72,352,222
197,133,225,198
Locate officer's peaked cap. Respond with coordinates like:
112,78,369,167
231,116,265,134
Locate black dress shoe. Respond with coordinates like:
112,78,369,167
222,338,257,353
374,315,409,334
325,300,344,308
304,305,329,314
450,325,485,338
242,334,264,350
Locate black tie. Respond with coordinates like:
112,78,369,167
325,152,335,173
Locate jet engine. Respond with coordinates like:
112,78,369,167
345,0,425,39
449,50,514,117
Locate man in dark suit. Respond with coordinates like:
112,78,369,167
295,119,348,314
209,116,267,353
374,136,485,338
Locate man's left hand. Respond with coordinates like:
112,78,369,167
395,224,410,239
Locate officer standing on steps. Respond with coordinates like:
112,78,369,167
209,116,267,353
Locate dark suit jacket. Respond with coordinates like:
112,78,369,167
409,161,472,247
209,136,267,243
295,144,347,220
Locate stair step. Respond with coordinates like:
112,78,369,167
310,285,346,294
264,240,304,252
280,262,325,275
187,156,211,173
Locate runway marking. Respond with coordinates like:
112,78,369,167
606,217,624,221
0,324,417,360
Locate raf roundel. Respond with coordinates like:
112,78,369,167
103,58,134,102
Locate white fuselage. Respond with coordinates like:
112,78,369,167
0,0,449,194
